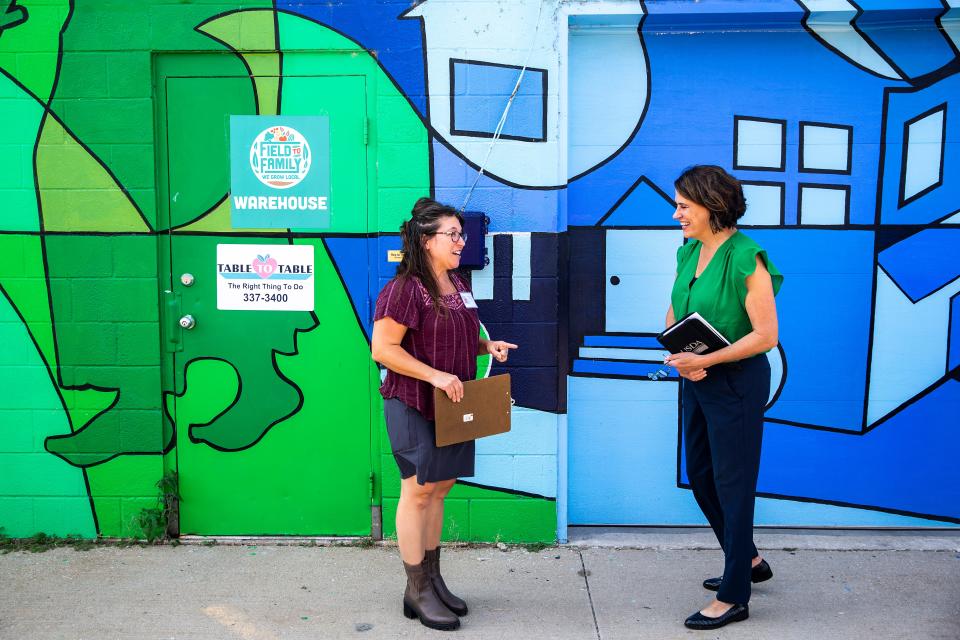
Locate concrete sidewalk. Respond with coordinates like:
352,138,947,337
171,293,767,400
1,532,958,640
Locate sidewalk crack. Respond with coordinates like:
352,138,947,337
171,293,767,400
578,550,601,640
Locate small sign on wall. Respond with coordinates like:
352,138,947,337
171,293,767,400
216,244,315,311
229,115,331,229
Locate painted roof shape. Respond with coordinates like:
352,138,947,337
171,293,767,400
598,177,675,227
878,228,960,302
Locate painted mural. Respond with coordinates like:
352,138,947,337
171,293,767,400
562,0,960,528
0,0,957,542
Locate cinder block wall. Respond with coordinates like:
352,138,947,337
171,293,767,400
0,0,561,543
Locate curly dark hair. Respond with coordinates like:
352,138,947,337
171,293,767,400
396,197,465,312
674,165,747,233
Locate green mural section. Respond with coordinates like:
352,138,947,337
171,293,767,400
167,235,310,452
86,453,162,538
0,233,116,462
196,10,280,115
281,73,368,233
0,0,68,102
164,359,238,436
43,235,163,467
0,1,554,543
0,69,42,232
37,114,150,232
0,237,96,537
0,235,53,366
162,73,256,229
170,239,372,535
50,0,272,225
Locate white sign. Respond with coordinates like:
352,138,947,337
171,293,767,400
216,244,315,311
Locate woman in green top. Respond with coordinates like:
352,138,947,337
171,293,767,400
664,165,783,631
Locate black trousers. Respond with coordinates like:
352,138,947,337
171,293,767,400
682,354,769,605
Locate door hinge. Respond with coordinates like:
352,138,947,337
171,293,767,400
369,472,375,500
162,290,183,353
363,117,369,145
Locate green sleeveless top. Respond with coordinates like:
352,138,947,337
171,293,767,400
670,231,783,347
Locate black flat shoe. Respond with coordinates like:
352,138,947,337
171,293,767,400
684,603,748,630
702,559,772,591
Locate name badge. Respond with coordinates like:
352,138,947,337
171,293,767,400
459,292,478,309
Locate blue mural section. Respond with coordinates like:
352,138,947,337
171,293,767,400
278,0,427,115
598,178,675,227
756,378,960,522
756,230,873,431
323,236,402,342
878,229,960,302
853,1,956,80
566,2,951,228
563,1,960,526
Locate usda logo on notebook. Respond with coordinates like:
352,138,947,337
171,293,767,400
229,115,331,229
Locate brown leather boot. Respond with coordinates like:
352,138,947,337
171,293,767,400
424,548,468,615
402,559,460,630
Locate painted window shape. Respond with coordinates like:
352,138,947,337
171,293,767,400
800,122,852,174
799,184,850,225
950,292,960,372
740,181,784,225
734,116,786,171
900,103,947,206
450,59,547,142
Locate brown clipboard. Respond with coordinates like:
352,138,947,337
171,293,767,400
433,374,512,447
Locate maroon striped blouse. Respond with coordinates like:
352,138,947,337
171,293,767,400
374,271,480,421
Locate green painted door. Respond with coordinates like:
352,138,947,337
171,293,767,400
161,68,372,535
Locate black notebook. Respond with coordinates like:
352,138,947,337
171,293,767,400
656,312,731,355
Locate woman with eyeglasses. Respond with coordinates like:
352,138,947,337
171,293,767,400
664,165,783,631
371,197,518,631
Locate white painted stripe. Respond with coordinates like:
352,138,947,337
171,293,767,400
578,347,667,361
512,232,532,301
556,412,568,543
472,235,495,300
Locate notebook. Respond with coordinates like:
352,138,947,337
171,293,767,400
656,312,731,355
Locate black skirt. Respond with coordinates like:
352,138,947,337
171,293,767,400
383,398,475,485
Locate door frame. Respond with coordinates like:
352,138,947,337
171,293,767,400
152,51,383,536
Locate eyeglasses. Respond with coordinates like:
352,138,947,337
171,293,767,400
646,368,671,381
430,230,467,243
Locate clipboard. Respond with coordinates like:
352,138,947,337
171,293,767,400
433,374,512,447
